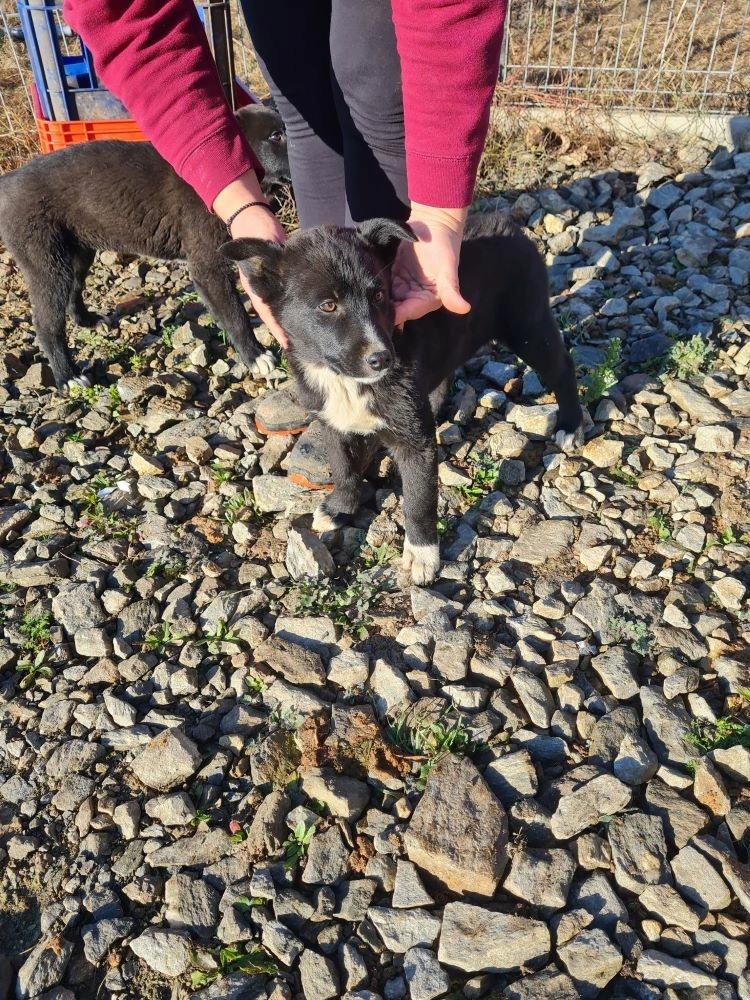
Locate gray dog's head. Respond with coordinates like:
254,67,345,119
235,105,290,190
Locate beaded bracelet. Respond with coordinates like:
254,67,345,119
225,200,275,231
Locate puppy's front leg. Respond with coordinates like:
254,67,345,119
392,435,440,586
312,428,375,532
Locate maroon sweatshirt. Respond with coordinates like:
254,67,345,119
62,0,506,210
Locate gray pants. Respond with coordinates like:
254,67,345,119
240,0,409,227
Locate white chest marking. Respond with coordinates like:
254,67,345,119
305,365,386,435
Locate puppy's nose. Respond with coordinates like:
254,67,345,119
366,350,392,372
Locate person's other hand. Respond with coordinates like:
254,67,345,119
214,170,289,348
392,204,470,327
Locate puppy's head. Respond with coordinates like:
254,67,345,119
221,218,415,381
235,104,290,188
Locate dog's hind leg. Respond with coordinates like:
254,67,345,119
67,244,104,328
189,258,276,377
428,378,450,418
312,430,376,532
509,313,584,451
18,252,82,388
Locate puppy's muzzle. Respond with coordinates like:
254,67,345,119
366,349,392,373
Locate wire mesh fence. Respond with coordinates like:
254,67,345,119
2,0,750,167
501,0,750,114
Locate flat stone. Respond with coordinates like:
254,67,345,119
146,828,233,869
286,525,336,581
144,792,196,826
45,739,103,779
130,729,201,791
403,947,451,1000
502,847,576,914
438,902,550,974
252,474,304,513
81,917,133,963
367,907,441,953
607,813,671,894
693,758,731,816
164,873,220,940
510,520,575,566
558,928,623,999
254,635,327,687
567,873,629,932
484,750,538,806
645,779,710,849
582,437,625,468
129,928,192,977
640,686,692,766
664,379,728,423
404,754,508,897
694,424,734,452
511,669,555,728
15,936,74,999
300,825,350,885
551,774,631,840
590,647,640,700
335,879,377,922
299,769,369,821
261,920,303,967
51,582,106,634
639,884,700,932
392,860,434,909
637,949,718,990
298,949,340,1000
613,733,659,785
709,745,750,784
502,966,580,1000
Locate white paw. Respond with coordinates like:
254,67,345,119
555,424,584,454
402,538,441,586
66,374,92,390
249,350,278,377
312,504,341,533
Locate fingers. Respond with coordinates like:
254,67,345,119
394,295,441,326
437,276,471,316
239,274,289,349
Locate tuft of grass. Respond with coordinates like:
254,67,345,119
145,556,186,581
388,707,477,791
195,620,243,655
577,338,623,405
75,474,136,540
16,650,54,690
222,488,266,527
609,613,652,657
358,541,398,569
67,382,102,407
717,526,749,546
210,462,233,486
662,335,715,380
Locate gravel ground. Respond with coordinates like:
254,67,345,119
1,138,750,1000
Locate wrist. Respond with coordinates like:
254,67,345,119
212,169,267,224
408,202,469,233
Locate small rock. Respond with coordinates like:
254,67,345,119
299,769,370,822
639,884,700,932
550,774,631,840
15,936,74,999
129,928,192,977
613,733,658,785
438,901,550,974
392,860,435,909
367,907,441,954
607,813,671,894
670,844,731,910
502,847,576,914
130,729,202,791
558,928,623,999
298,950,340,1000
300,825,350,885
510,520,575,566
403,948,451,1000
286,525,336,581
693,758,731,816
637,949,718,989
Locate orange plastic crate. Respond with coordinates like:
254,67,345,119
35,115,146,152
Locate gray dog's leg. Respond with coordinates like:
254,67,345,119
66,244,103,328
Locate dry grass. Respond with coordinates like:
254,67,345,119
504,0,750,113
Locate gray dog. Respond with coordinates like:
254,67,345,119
0,105,289,388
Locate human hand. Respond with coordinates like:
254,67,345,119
214,170,289,349
392,204,470,327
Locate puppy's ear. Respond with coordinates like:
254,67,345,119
356,218,417,264
220,238,284,301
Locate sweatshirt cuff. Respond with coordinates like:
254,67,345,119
406,150,481,209
178,121,264,210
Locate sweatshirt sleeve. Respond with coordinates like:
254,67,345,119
391,0,507,208
62,0,262,208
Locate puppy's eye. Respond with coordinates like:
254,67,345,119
373,289,385,303
268,131,284,143
318,300,337,313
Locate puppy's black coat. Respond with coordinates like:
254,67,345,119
0,105,289,387
223,214,583,584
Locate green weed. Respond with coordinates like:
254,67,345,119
210,462,233,486
19,609,52,651
609,613,652,657
647,510,672,541
232,895,264,912
283,819,318,869
245,674,265,695
609,465,640,487
196,620,243,654
577,338,622,405
222,488,265,527
288,574,384,639
161,324,178,350
358,541,398,569
68,382,101,407
189,945,277,989
662,335,715,380
143,622,188,653
458,451,503,502
65,431,83,443
717,526,749,546
144,556,186,581
16,649,54,690
686,716,750,754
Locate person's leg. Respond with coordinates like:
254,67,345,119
329,0,409,223
239,0,347,226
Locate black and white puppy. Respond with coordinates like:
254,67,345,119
0,105,290,388
222,214,583,585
